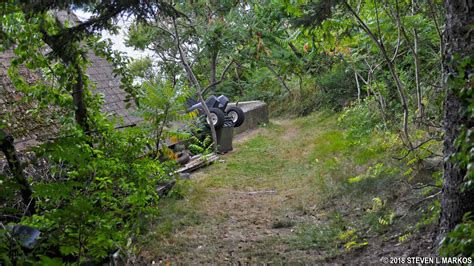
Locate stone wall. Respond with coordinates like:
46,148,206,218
227,101,269,135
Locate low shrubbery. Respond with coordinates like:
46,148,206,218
0,124,173,264
265,64,357,117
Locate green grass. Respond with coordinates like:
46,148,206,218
141,111,428,262
197,121,303,190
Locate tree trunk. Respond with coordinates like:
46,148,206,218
172,18,218,153
155,104,170,158
437,0,474,249
72,62,89,133
41,30,89,133
395,0,424,127
412,0,423,125
413,30,423,125
209,50,218,94
427,0,444,88
0,130,35,215
354,70,361,102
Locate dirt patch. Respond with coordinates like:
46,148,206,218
142,119,325,263
273,119,299,141
146,187,325,264
141,115,437,264
233,127,265,144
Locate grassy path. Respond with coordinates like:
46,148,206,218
140,112,435,263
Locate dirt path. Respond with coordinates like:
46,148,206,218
141,113,435,264
273,119,299,141
142,117,328,264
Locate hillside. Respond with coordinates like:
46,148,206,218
140,112,439,264
2,1,472,263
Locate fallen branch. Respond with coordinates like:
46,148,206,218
175,153,219,174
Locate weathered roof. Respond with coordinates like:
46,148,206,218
56,10,142,125
86,51,142,126
0,49,141,150
0,50,61,150
0,10,142,151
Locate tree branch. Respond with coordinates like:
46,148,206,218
0,130,35,216
171,17,218,152
202,59,235,95
264,61,291,94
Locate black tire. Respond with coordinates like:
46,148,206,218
226,107,245,127
205,108,226,129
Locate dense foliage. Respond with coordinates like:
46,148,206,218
0,0,472,263
0,1,174,264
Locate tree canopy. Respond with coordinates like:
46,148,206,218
0,0,472,263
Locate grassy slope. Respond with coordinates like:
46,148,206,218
140,112,438,264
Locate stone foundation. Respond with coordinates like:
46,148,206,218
227,101,269,135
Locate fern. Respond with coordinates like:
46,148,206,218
189,134,213,155
398,232,412,243
138,80,195,155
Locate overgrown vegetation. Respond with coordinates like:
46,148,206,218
0,0,472,263
140,112,438,262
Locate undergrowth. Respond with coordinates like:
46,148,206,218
140,105,441,262
285,102,441,258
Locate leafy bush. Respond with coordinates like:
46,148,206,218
1,126,168,264
338,228,368,250
337,97,385,139
292,83,324,116
315,64,357,110
138,80,194,158
267,63,357,117
362,197,396,233
440,213,474,257
188,133,213,155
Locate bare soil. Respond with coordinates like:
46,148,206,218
140,116,437,264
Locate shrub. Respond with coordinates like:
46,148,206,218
440,213,474,257
337,97,385,139
267,63,358,117
315,64,357,110
1,126,168,264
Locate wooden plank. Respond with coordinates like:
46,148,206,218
176,153,219,173
157,181,176,196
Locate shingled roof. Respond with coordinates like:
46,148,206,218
0,49,141,151
61,10,142,126
86,51,142,126
0,10,143,151
0,50,61,150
